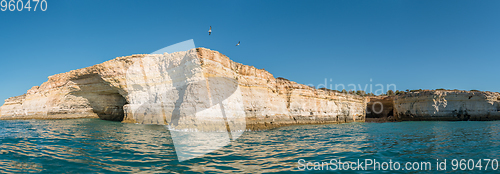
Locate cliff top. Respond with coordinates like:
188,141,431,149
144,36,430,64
6,48,365,103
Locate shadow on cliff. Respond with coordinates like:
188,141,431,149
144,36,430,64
69,73,128,121
125,51,243,134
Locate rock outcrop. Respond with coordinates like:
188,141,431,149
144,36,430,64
366,96,395,122
394,90,500,121
0,48,366,131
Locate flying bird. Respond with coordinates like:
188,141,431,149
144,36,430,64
208,26,212,35
236,41,240,46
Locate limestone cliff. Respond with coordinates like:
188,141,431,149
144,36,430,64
0,48,366,131
366,96,395,122
394,90,500,121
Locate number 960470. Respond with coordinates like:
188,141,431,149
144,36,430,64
1,0,47,12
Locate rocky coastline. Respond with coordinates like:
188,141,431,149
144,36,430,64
0,48,366,131
1,48,499,131
394,90,500,121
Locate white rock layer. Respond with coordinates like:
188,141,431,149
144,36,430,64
0,48,367,131
394,90,500,120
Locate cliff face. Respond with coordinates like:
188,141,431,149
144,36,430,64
0,48,366,131
365,96,395,122
366,96,394,118
394,90,500,121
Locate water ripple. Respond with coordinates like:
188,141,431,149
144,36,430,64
0,119,499,173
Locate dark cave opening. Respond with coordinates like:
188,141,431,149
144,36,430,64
70,74,128,122
92,92,128,121
366,96,395,119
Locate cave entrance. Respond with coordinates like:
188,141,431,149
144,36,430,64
366,96,395,121
91,92,128,121
70,73,128,122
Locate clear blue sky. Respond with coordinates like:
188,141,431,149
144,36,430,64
1,0,500,105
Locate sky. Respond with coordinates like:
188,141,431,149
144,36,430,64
1,0,500,105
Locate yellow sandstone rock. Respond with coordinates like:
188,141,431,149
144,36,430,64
0,48,367,131
394,90,500,121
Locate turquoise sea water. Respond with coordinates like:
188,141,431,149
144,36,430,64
0,119,499,173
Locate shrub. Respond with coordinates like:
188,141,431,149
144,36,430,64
387,90,394,96
318,88,341,93
356,90,363,95
277,77,289,81
395,90,401,95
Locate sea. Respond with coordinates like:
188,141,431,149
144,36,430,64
0,119,499,173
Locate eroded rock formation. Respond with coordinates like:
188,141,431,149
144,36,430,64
0,48,366,131
394,90,500,121
366,96,395,122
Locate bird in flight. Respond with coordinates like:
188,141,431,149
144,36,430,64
208,26,212,35
236,41,240,46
